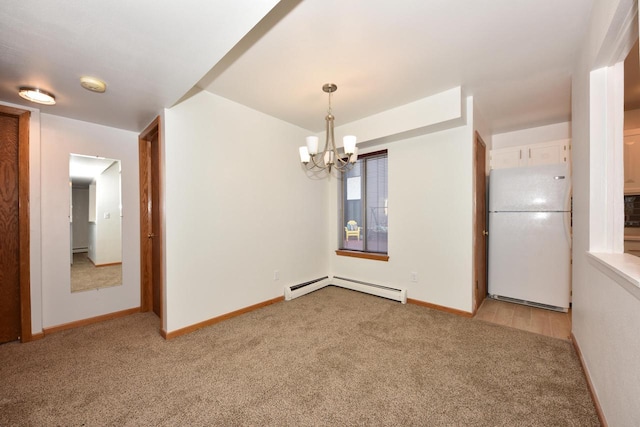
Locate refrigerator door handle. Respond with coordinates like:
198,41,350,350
563,180,572,248
564,181,572,212
563,211,572,249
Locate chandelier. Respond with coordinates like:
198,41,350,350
299,83,358,173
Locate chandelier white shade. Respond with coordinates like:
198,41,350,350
299,83,358,172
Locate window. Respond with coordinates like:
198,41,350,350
338,150,388,258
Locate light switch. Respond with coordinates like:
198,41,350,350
104,212,110,219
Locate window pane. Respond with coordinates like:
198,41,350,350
339,152,388,254
365,156,388,253
343,161,363,251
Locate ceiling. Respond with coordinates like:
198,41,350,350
0,0,279,131
69,154,118,187
1,0,601,135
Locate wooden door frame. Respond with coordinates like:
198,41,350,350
138,116,163,323
473,131,488,314
0,105,32,342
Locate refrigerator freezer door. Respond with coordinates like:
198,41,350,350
489,164,571,212
488,211,571,309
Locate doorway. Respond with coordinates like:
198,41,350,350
139,117,163,325
0,105,32,343
473,132,488,313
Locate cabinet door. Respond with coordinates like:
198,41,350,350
528,141,567,166
624,133,640,193
490,147,523,169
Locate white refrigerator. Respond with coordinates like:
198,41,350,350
488,163,572,311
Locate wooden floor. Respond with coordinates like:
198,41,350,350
475,297,571,340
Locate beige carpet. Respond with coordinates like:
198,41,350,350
0,286,598,426
71,252,122,292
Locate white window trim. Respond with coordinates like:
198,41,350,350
588,62,640,301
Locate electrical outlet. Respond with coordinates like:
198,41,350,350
274,270,280,281
410,272,418,282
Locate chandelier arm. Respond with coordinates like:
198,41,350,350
300,83,356,174
304,153,354,172
335,156,350,166
332,160,355,173
306,154,325,169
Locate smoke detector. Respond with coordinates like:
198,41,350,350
80,76,107,93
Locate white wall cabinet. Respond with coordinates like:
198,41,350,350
624,130,640,194
490,139,570,170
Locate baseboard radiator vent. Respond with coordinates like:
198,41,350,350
332,276,407,304
489,294,568,313
285,276,330,301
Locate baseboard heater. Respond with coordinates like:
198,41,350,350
284,276,330,301
285,276,407,304
332,276,407,304
489,294,568,313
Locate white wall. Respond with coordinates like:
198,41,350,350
40,114,140,328
329,96,475,313
94,161,122,265
571,0,640,425
337,86,463,144
163,91,329,332
71,187,89,251
492,122,571,149
473,100,492,152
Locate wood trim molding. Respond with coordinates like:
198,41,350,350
138,115,163,321
407,298,473,318
0,105,33,343
139,116,160,141
571,333,608,427
43,307,140,335
164,296,285,340
30,332,45,341
0,105,31,116
18,109,31,342
138,135,151,312
93,261,122,268
472,131,488,315
335,250,389,261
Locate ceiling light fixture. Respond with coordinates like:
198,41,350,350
299,83,357,173
80,76,107,93
18,87,56,105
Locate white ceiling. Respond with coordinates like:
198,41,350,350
1,0,599,135
0,0,279,131
69,154,118,187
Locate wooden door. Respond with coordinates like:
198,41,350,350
474,132,488,313
0,106,31,343
139,117,163,320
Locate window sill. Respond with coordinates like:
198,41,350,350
336,250,389,262
587,252,640,301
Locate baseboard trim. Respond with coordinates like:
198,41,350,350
94,261,122,268
571,332,607,427
43,307,141,335
164,296,285,340
407,298,473,318
29,332,45,341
